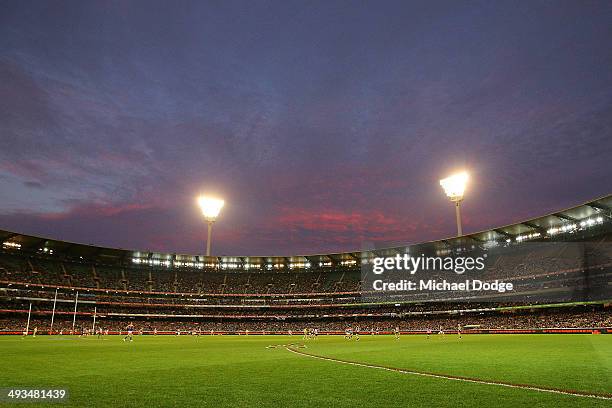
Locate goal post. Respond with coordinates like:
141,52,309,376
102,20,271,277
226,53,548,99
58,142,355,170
24,303,32,336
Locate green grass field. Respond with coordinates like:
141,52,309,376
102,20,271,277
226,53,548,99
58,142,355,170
1,334,611,407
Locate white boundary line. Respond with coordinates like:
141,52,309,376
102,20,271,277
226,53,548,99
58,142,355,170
285,347,612,401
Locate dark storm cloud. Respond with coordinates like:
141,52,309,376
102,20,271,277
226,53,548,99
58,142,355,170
0,0,611,255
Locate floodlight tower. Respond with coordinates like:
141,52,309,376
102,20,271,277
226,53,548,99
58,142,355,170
197,196,225,256
439,172,469,237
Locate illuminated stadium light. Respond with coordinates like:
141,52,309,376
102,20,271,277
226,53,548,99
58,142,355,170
244,263,262,270
221,263,239,270
547,223,578,236
440,172,469,201
197,196,225,220
340,260,357,266
579,216,604,228
197,195,225,256
266,263,284,270
133,257,172,267
289,262,312,269
2,241,21,249
440,171,469,236
515,232,541,242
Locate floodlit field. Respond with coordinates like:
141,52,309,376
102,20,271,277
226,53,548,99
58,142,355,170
1,334,611,407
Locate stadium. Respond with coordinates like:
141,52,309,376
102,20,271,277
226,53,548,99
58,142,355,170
1,194,611,406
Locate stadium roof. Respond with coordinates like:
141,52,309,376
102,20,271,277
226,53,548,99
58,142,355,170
1,194,611,267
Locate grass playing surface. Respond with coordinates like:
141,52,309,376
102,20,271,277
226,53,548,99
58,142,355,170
1,334,611,407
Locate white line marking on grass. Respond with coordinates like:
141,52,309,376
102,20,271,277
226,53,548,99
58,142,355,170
286,347,612,401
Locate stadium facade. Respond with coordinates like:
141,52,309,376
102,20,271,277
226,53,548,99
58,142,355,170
1,195,611,335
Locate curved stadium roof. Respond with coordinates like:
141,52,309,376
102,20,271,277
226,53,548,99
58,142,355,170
1,194,611,268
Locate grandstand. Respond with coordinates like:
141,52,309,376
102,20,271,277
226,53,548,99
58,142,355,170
1,195,611,335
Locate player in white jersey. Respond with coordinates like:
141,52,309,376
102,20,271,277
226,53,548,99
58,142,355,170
345,327,353,340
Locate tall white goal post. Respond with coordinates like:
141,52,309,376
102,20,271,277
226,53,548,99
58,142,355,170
24,303,32,336
50,288,58,334
71,291,79,334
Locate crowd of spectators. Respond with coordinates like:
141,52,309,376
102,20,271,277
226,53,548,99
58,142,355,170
0,253,362,295
1,307,610,334
2,238,611,334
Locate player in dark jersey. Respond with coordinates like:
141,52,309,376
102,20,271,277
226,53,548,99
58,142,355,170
123,323,135,342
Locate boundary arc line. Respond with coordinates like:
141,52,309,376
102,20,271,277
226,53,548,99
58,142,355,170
285,347,612,401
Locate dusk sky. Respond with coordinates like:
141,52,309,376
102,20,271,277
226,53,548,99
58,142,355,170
1,1,611,256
